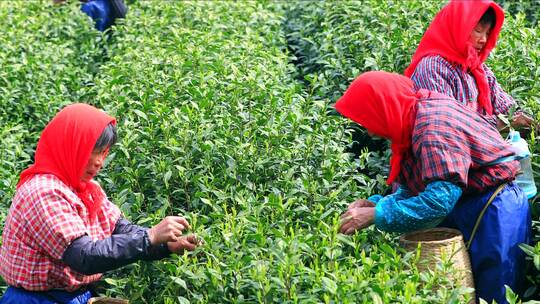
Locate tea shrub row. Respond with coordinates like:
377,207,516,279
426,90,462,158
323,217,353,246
1,0,536,303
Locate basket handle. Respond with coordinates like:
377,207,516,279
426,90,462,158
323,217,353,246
466,183,507,250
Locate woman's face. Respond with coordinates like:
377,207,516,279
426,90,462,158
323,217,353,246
468,22,491,54
81,148,108,182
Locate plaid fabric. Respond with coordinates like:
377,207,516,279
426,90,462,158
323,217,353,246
399,96,520,195
0,174,121,291
410,55,515,116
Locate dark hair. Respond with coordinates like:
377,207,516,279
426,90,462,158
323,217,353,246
479,7,496,29
94,123,117,151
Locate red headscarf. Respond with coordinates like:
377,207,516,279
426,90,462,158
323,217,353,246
18,103,116,217
404,0,504,115
335,71,420,185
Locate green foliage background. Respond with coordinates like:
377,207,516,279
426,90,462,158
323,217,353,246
0,0,539,303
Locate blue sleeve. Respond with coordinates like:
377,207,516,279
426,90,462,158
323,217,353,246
113,217,147,234
62,220,170,275
368,184,412,203
374,181,462,233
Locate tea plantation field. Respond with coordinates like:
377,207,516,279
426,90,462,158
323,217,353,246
1,1,539,303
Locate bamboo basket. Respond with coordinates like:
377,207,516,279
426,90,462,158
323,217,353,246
87,297,129,304
400,228,475,301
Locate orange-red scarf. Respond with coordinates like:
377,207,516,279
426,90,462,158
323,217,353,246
18,103,116,217
404,0,504,115
335,71,420,185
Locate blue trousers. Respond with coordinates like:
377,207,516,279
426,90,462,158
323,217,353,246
440,182,531,304
81,0,114,31
0,286,92,304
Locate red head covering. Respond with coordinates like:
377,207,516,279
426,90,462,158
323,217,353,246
335,71,420,185
18,103,116,217
404,0,504,115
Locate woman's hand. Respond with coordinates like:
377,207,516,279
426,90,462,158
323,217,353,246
347,199,376,210
511,112,534,130
167,235,201,254
497,112,535,133
148,216,191,245
339,207,375,235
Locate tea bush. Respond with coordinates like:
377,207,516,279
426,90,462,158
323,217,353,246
284,0,443,166
499,0,540,26
0,0,537,303
0,0,109,295
0,0,107,209
284,0,442,101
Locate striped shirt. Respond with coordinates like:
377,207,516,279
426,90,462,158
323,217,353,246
410,55,516,118
398,93,519,195
0,174,122,291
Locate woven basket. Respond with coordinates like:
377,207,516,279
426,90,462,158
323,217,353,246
400,228,475,301
87,297,129,304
